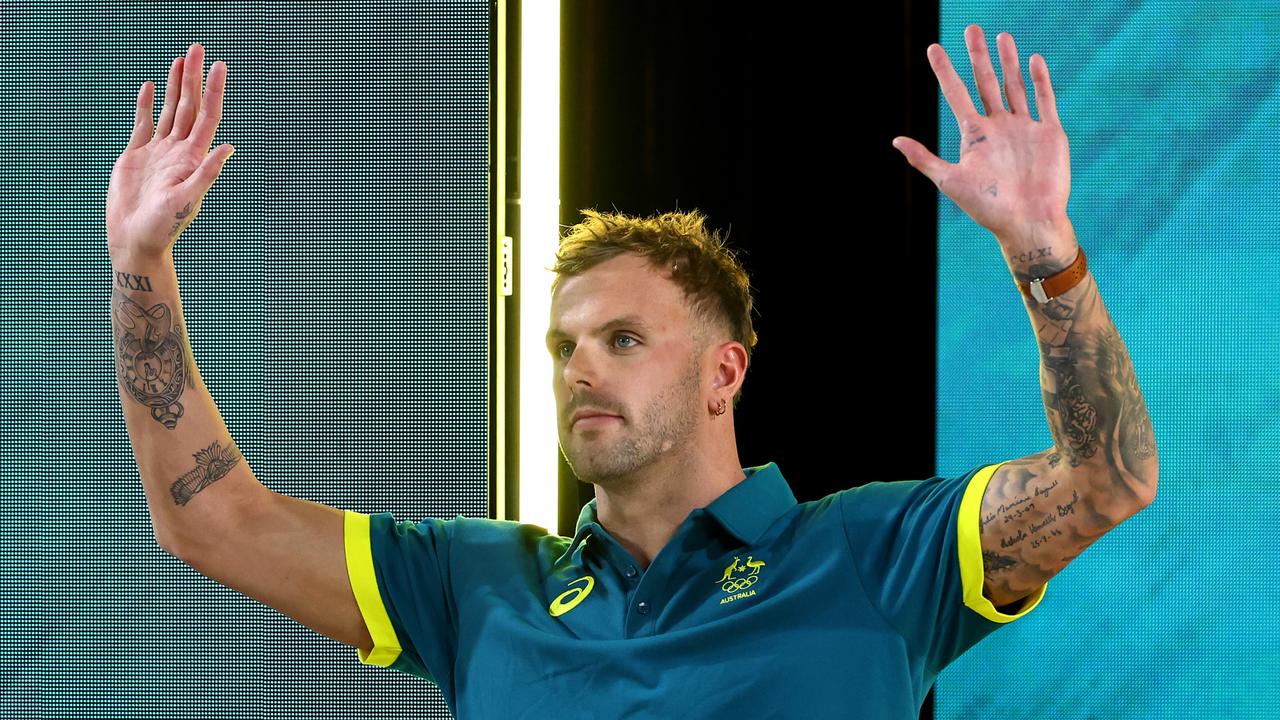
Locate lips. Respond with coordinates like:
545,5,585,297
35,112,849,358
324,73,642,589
571,411,621,426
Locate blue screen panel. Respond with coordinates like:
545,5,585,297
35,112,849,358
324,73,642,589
937,3,1279,718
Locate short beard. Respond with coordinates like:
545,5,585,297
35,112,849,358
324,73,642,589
564,350,703,488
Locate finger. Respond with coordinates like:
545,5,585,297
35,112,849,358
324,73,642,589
892,136,953,188
964,24,1004,115
154,56,184,139
179,144,237,197
173,43,205,141
126,81,155,151
190,60,228,151
1030,53,1061,126
997,32,1030,116
927,43,980,131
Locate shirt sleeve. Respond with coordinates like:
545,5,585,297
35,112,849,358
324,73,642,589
343,509,459,687
838,461,1049,675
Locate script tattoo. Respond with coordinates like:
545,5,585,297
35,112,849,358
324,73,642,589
975,255,1158,607
171,440,243,506
111,285,195,429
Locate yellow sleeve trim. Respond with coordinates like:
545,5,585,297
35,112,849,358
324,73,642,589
957,462,1049,624
343,509,405,667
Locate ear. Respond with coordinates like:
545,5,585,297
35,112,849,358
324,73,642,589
710,340,749,400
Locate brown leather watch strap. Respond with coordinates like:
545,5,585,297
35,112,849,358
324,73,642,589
1017,246,1088,303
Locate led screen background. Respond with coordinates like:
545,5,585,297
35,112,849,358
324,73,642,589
2,3,489,717
935,3,1279,717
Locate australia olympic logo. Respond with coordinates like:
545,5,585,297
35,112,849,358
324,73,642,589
722,574,759,592
716,555,766,594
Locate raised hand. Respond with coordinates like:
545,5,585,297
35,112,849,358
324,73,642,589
106,43,235,260
893,25,1073,259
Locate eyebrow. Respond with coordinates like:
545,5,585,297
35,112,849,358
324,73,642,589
545,314,653,350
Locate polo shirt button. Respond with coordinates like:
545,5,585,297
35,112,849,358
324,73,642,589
625,565,638,578
637,601,649,614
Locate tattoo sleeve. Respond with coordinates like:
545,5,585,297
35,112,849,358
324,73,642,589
111,253,258,552
1013,251,1158,503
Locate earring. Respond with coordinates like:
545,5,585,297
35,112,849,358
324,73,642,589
714,398,727,416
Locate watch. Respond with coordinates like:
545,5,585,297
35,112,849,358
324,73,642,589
1017,246,1088,303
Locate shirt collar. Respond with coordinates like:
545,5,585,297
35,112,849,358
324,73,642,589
559,462,796,563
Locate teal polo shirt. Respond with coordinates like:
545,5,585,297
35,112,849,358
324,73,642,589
343,461,1047,718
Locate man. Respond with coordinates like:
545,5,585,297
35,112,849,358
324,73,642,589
109,25,1155,720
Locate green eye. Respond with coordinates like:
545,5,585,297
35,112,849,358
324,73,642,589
554,334,638,358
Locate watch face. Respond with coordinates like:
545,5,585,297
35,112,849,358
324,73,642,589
121,334,186,402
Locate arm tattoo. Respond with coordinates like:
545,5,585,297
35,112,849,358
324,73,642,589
979,451,1118,605
1016,259,1158,500
111,275,196,429
171,440,243,506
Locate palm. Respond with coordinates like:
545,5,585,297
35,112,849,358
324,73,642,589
106,43,234,259
107,142,206,255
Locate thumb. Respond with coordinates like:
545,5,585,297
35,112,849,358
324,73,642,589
183,144,236,194
892,136,950,188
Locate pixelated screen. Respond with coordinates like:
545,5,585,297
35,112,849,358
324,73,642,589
2,3,489,718
935,3,1279,718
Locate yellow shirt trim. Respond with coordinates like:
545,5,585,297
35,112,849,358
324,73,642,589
957,462,1049,623
343,509,404,666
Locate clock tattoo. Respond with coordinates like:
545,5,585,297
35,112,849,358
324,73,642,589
111,287,189,429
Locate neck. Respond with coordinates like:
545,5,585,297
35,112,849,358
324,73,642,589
593,442,744,571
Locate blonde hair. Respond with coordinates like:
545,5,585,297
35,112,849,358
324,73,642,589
551,208,758,408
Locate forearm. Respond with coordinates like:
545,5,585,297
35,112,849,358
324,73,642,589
111,249,266,554
1006,225,1159,505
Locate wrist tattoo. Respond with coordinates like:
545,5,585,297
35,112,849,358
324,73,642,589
168,201,194,238
1008,246,1054,266
115,270,154,292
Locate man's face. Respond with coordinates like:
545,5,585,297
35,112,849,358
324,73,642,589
547,253,706,487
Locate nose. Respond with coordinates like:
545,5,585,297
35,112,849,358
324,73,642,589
561,340,602,390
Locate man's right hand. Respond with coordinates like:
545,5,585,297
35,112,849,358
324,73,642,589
106,42,235,260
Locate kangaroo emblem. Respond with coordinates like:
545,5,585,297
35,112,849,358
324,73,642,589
717,556,743,582
717,555,767,582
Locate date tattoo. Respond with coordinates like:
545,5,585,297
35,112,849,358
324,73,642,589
975,257,1158,607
